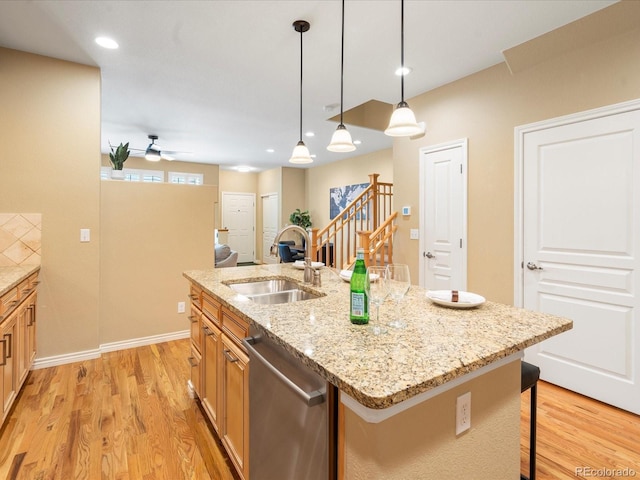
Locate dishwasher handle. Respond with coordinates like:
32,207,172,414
243,336,325,407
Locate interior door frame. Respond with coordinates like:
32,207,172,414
418,138,468,289
513,98,640,306
261,192,279,264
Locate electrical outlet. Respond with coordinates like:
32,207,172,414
456,392,471,435
177,301,186,314
410,229,419,240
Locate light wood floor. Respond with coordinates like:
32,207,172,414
521,381,640,479
0,339,238,480
0,339,637,479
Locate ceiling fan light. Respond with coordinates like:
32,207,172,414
289,140,313,164
145,145,162,161
384,102,423,137
327,124,356,152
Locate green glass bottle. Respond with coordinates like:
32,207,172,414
350,248,369,324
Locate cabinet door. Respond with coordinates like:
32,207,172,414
26,294,36,369
16,302,28,387
1,314,17,418
189,305,202,353
221,334,249,480
188,346,202,399
201,318,221,432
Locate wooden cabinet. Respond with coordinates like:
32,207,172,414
187,282,250,480
221,332,250,480
201,316,221,433
0,270,39,427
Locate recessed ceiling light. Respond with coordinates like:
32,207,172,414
237,166,252,173
305,131,315,137
310,154,317,158
353,140,362,145
266,148,275,153
395,66,412,76
95,36,119,49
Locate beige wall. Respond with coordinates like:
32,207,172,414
1,47,216,360
343,360,520,479
392,3,640,304
0,48,101,358
306,149,393,229
100,182,215,344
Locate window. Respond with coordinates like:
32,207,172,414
168,172,204,185
101,167,165,183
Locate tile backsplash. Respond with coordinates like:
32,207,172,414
0,214,42,267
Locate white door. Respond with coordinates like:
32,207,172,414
517,101,640,414
419,140,467,290
262,193,279,264
221,192,255,264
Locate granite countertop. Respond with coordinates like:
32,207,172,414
0,265,40,297
184,264,572,409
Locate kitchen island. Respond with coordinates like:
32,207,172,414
184,263,572,479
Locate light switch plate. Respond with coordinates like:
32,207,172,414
410,229,419,240
80,228,90,242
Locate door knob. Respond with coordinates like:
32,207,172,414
425,251,435,259
526,262,543,271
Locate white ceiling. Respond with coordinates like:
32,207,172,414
0,0,614,171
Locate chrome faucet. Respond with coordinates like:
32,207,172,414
271,225,315,285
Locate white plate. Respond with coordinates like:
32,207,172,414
339,270,379,282
426,290,485,309
293,260,324,270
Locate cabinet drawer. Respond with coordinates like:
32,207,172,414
222,307,249,350
202,292,221,327
189,305,202,352
189,284,202,311
0,288,19,320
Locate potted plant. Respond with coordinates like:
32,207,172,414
289,208,312,247
109,142,130,179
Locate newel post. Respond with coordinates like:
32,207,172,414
310,228,319,262
357,231,371,267
369,173,380,232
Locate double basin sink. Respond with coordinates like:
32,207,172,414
226,278,323,305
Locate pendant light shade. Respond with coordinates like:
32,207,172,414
289,20,313,164
328,124,355,152
385,0,422,138
289,140,312,164
327,0,355,153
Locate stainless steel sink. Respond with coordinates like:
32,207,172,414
227,279,322,304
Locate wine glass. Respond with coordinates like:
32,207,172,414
386,264,411,328
365,266,389,334
365,266,388,322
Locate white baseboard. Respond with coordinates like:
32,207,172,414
33,329,190,370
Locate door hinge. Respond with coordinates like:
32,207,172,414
460,164,463,174
460,238,462,248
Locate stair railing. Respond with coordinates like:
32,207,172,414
310,173,396,270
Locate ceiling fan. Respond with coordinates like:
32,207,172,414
130,134,188,161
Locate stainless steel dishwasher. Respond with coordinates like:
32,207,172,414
243,325,337,480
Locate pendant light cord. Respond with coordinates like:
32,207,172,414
299,26,303,142
400,0,405,104
339,0,345,125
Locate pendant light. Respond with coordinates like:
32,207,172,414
327,0,355,153
289,20,313,164
385,0,423,137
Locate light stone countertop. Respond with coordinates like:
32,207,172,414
184,264,572,409
0,265,40,297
